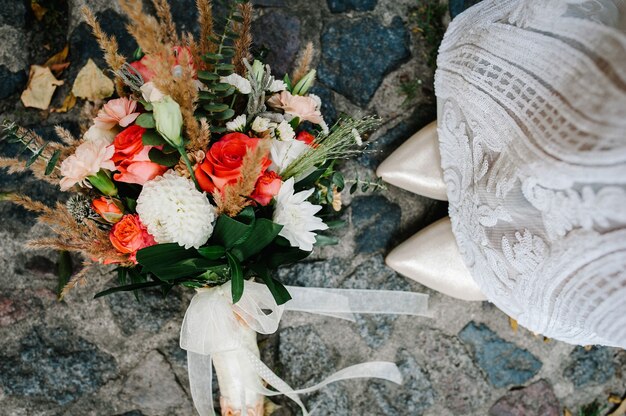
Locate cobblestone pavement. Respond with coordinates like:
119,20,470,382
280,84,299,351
1,1,624,415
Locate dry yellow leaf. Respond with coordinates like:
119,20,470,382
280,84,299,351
52,92,77,113
44,45,70,76
609,395,623,404
31,1,47,21
563,409,572,416
20,65,64,110
509,317,518,333
608,397,626,416
71,59,114,101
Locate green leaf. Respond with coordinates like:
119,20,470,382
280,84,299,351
250,264,292,305
117,267,127,285
26,143,48,168
283,74,293,91
136,113,156,128
267,247,311,268
56,251,72,298
199,91,218,101
45,149,61,175
137,243,197,270
148,147,180,167
332,172,345,191
233,219,283,261
125,197,137,213
142,129,167,146
203,103,230,113
227,252,244,303
94,281,163,299
211,83,234,92
325,220,346,229
152,258,220,281
210,108,235,121
315,234,339,246
198,245,226,260
204,53,225,61
198,71,220,81
349,182,358,194
211,213,254,248
289,117,300,131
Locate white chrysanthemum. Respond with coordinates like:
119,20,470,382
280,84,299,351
273,178,328,251
268,79,287,92
220,74,252,94
226,114,246,132
136,172,216,249
274,120,295,141
269,139,309,174
251,116,271,133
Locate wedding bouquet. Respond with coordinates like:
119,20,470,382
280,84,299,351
1,1,428,414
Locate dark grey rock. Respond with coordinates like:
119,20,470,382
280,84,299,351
368,349,435,415
351,195,401,254
106,288,184,336
459,322,542,388
0,326,117,405
563,346,615,388
0,289,47,327
327,0,377,13
277,257,352,287
252,11,301,77
253,0,287,6
415,329,490,413
0,65,26,99
0,0,26,27
318,17,409,106
309,83,338,126
115,411,145,416
306,384,350,416
343,255,409,348
278,325,336,386
488,379,560,416
449,0,484,19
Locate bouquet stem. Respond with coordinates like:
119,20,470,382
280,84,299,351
212,323,265,416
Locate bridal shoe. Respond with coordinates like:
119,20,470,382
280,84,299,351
385,217,486,301
375,121,448,201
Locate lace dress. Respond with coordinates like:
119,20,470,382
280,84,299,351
435,0,626,347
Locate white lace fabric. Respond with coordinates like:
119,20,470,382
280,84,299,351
435,0,626,347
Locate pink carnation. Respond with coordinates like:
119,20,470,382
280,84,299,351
267,91,324,125
94,97,141,130
59,138,115,191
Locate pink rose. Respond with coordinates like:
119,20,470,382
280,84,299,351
94,97,141,130
267,91,323,125
112,126,167,185
251,171,282,206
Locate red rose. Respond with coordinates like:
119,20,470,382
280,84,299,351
109,214,156,263
92,197,123,223
296,130,316,146
251,171,282,206
195,133,271,193
112,126,167,185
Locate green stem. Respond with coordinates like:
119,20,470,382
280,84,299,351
178,147,201,191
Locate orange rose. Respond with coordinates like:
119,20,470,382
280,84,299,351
109,214,156,263
251,171,282,206
92,197,123,223
195,133,271,193
112,125,167,185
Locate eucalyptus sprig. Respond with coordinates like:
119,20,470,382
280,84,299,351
1,120,61,175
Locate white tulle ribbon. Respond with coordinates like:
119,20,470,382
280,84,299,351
180,281,430,415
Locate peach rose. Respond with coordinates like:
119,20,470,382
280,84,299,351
130,46,195,83
251,171,282,206
112,126,167,185
94,97,141,130
109,214,156,263
195,133,270,193
92,197,123,223
267,91,323,125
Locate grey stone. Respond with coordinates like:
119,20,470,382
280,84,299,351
0,0,26,27
351,195,401,254
0,289,47,327
309,83,338,126
318,17,409,106
459,322,542,388
449,0,484,19
343,255,410,348
488,379,560,416
368,349,435,415
563,346,615,388
305,384,350,416
253,0,287,6
252,11,301,77
0,326,117,405
0,26,28,73
0,65,26,100
122,350,187,411
327,0,377,13
278,325,336,386
277,257,352,287
415,329,491,414
106,288,184,336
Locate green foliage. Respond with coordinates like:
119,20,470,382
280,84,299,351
135,113,156,128
56,251,73,300
577,401,607,416
1,121,60,175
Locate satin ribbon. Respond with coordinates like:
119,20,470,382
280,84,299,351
180,281,430,415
